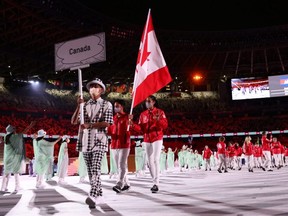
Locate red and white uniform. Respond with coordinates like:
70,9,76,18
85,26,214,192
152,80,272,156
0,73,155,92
253,145,263,168
108,113,131,149
216,141,227,171
132,107,168,143
243,141,254,170
271,141,282,167
261,135,272,169
227,144,236,169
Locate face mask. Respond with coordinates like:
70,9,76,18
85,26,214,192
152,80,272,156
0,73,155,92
114,107,121,113
89,88,101,97
145,102,152,109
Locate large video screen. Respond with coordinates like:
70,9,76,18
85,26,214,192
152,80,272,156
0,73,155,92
231,77,270,100
269,74,288,97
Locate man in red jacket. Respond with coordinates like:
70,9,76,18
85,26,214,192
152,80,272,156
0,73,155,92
202,145,213,171
129,95,168,193
261,131,273,171
271,137,282,169
216,136,228,173
108,99,131,193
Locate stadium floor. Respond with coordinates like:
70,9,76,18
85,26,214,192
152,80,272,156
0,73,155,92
0,166,288,216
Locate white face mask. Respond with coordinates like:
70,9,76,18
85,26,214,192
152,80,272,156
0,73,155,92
89,88,101,97
145,102,152,109
114,107,121,113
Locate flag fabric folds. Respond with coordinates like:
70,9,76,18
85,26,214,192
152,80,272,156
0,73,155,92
131,9,172,108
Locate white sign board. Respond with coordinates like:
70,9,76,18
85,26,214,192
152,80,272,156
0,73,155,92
55,32,106,71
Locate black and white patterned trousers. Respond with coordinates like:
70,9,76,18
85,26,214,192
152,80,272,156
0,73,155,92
83,150,105,197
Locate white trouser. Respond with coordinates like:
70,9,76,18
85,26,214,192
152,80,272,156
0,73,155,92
263,150,272,169
111,148,130,188
218,154,227,170
204,158,211,170
236,156,242,169
246,155,254,170
144,140,163,186
1,174,10,191
273,153,281,167
254,157,263,167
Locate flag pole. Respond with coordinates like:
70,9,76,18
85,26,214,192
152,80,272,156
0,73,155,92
128,8,151,130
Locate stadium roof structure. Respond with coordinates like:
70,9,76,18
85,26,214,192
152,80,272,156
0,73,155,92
1,0,288,89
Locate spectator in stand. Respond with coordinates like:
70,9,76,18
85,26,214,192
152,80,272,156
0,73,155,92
57,135,70,185
234,142,243,170
271,137,282,169
1,122,35,193
202,145,213,171
129,95,168,193
216,136,228,173
242,136,254,172
71,77,113,208
261,131,273,171
108,99,131,193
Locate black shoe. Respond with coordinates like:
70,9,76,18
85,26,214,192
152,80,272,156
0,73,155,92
261,166,266,171
268,169,273,172
151,185,159,193
112,185,122,193
217,169,222,173
121,185,130,191
85,197,96,209
209,168,212,171
250,169,253,172
205,169,207,171
277,166,281,170
224,170,228,173
238,168,241,171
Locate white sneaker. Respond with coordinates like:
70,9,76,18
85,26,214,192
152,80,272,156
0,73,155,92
85,196,105,208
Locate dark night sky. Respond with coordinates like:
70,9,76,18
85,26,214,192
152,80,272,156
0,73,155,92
81,0,288,31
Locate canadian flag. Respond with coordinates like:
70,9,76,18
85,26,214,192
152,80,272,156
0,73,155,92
131,9,172,108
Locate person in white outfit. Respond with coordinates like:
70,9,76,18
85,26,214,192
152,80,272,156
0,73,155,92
33,129,62,189
57,135,70,185
1,122,35,193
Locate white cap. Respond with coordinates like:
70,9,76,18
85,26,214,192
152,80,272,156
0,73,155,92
37,129,46,137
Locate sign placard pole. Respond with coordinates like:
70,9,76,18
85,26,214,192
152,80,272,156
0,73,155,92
70,64,90,124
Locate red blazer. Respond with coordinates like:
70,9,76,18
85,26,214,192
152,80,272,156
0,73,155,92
132,107,168,143
217,141,226,154
108,113,131,149
271,141,281,154
243,142,254,156
203,148,212,159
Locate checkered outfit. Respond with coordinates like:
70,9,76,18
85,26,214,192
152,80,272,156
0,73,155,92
76,98,113,197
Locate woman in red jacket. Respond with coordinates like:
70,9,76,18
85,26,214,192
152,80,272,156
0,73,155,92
108,99,131,193
243,136,254,172
129,95,168,193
